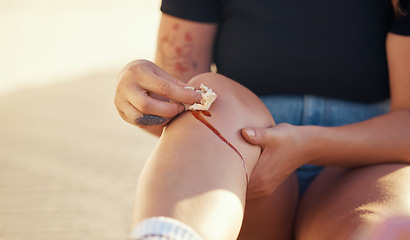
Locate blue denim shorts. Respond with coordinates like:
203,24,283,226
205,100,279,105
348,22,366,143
259,95,390,197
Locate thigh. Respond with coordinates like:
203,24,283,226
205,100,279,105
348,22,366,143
238,172,299,240
296,163,410,240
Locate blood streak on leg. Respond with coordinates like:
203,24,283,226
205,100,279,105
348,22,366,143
191,111,249,184
201,110,211,117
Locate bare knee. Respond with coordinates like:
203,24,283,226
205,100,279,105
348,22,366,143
188,72,234,90
187,72,274,132
186,72,274,170
189,73,268,111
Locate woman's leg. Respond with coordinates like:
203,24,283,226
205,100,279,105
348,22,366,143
131,73,298,239
295,164,410,240
237,173,299,240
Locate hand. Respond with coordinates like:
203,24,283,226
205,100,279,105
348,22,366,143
241,123,308,198
114,60,202,132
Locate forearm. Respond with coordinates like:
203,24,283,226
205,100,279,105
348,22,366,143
139,14,217,137
155,14,217,83
305,110,410,168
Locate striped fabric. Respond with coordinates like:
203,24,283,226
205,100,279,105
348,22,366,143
129,217,203,240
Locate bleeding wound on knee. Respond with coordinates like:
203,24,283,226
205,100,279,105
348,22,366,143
183,84,248,183
183,84,217,111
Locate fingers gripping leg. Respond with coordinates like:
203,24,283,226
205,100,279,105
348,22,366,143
132,73,274,240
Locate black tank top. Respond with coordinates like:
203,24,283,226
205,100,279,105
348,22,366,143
161,0,410,103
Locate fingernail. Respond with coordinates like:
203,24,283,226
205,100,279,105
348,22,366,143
244,129,255,138
178,104,186,112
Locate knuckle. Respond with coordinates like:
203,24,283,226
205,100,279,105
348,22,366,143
127,60,152,75
158,104,178,118
125,61,149,78
115,77,128,91
125,64,139,76
120,112,131,123
118,71,139,91
156,81,171,96
113,94,122,108
129,59,148,70
138,99,152,113
117,109,125,119
167,105,181,117
118,111,135,126
114,99,127,117
113,96,119,107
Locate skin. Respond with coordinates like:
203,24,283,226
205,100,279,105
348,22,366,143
293,33,410,240
115,59,203,136
115,13,410,240
132,73,298,239
354,215,410,240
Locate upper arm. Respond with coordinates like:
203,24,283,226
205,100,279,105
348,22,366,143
386,32,410,111
155,13,218,83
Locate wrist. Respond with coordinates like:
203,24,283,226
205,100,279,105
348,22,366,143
296,125,324,165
